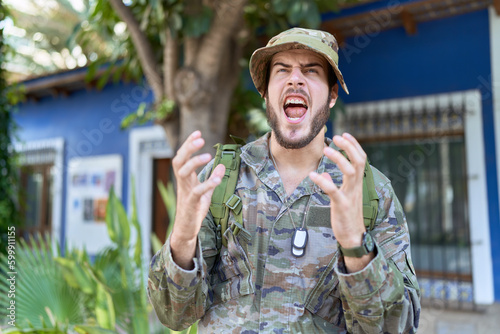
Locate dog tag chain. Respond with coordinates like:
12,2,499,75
287,197,312,257
269,147,320,258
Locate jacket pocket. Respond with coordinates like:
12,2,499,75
208,228,254,306
304,254,346,328
393,250,419,292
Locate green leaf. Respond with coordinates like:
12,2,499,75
120,112,139,130
183,6,213,37
0,235,85,329
1,328,66,334
188,322,198,334
105,187,130,248
271,0,287,14
136,102,146,117
86,61,100,83
73,325,118,334
287,0,305,25
155,1,166,23
304,1,321,28
157,180,176,239
151,233,163,253
95,283,116,330
54,257,95,294
130,176,142,267
156,99,175,120
168,12,182,33
105,187,118,243
140,4,151,31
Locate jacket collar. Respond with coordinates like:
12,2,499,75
240,132,343,200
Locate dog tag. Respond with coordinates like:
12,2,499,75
292,246,305,257
292,227,308,249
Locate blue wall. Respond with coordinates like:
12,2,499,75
14,80,154,250
332,6,500,301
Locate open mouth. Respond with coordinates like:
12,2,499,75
283,96,308,122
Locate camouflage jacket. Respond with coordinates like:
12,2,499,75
148,133,421,334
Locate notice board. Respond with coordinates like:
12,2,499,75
65,154,122,254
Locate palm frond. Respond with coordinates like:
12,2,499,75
0,234,86,328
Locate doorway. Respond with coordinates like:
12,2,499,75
152,158,171,248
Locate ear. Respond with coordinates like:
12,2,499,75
329,83,339,109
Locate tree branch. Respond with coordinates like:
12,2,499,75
159,112,180,150
196,0,246,82
163,29,178,100
184,37,199,68
211,34,242,135
108,0,164,101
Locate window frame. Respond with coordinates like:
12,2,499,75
337,90,493,305
15,138,64,248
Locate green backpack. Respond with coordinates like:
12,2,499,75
209,140,379,250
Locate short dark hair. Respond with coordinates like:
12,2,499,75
263,62,338,98
327,65,338,91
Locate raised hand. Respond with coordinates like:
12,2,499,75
170,131,226,269
310,133,374,271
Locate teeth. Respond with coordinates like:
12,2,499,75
288,117,300,121
285,98,307,107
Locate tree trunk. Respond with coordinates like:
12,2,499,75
161,0,246,154
170,57,241,155
159,64,240,155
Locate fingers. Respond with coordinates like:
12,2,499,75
172,131,205,173
211,163,226,179
342,133,365,157
177,153,212,178
330,133,367,186
324,147,356,179
332,133,367,171
310,171,341,200
192,164,226,198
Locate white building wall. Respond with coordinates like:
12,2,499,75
490,7,500,228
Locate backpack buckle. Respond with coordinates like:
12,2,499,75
222,150,235,158
225,194,241,210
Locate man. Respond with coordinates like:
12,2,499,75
148,28,421,333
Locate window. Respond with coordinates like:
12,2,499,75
364,138,471,282
19,163,53,240
152,157,172,248
15,139,64,244
335,91,492,306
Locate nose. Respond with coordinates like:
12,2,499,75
287,67,305,88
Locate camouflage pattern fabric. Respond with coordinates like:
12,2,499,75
148,133,421,334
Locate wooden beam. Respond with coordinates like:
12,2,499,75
85,80,97,91
50,88,59,99
23,67,107,94
321,21,345,46
322,0,490,40
50,87,70,98
27,95,40,103
401,9,417,35
494,0,500,16
334,31,345,47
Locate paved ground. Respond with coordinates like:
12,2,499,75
419,302,500,334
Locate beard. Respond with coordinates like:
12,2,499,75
266,90,331,150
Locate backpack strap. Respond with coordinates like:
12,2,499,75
362,159,379,231
339,150,379,231
209,143,379,252
210,143,243,250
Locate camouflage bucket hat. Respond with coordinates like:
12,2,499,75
249,27,349,96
